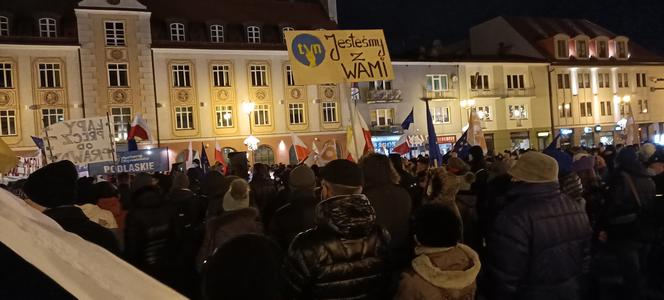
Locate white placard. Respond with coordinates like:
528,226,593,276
45,117,115,165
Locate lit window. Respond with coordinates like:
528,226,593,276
288,103,305,125
38,63,61,88
0,110,16,136
41,108,64,127
285,65,295,86
576,40,588,58
105,21,125,46
175,106,194,129
0,16,9,36
556,39,569,58
322,102,338,123
639,99,648,113
636,73,647,87
249,64,268,87
212,65,231,87
372,108,394,127
470,74,489,90
506,74,525,89
210,25,224,43
39,18,56,38
110,107,131,140
600,101,612,116
107,63,128,87
215,105,233,128
253,104,270,126
433,106,450,124
170,23,185,41
472,106,492,121
369,80,392,90
282,26,294,42
426,74,448,91
598,73,610,88
616,41,628,59
0,63,13,88
559,103,572,118
509,105,528,119
577,73,590,89
247,26,261,44
254,145,274,165
580,101,593,117
618,73,629,88
171,64,191,87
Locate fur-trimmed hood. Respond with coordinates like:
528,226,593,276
411,244,481,290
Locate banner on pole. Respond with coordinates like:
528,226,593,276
285,30,393,85
45,117,115,165
88,148,169,175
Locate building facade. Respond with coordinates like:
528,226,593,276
470,16,664,147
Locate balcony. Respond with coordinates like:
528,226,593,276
505,88,536,98
370,124,403,135
424,90,459,100
366,89,402,104
469,89,503,98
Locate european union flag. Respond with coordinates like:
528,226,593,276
200,142,210,174
401,107,414,130
425,101,442,166
453,130,471,161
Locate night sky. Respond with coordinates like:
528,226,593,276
338,0,664,57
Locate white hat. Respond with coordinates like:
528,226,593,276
222,179,250,211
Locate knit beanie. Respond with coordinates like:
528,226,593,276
288,165,316,191
508,152,559,183
223,179,250,211
24,160,78,208
321,159,363,187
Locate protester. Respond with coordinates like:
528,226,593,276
447,157,481,250
283,159,390,299
95,181,126,231
249,163,277,213
170,172,201,230
202,234,283,300
360,153,412,268
544,148,586,206
23,160,120,254
197,178,262,269
389,153,421,210
268,165,318,249
486,151,592,299
394,204,481,300
76,178,118,230
424,167,462,220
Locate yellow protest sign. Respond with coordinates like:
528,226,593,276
285,30,394,85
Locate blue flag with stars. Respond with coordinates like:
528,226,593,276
452,130,471,161
425,101,442,166
401,107,414,130
200,142,210,174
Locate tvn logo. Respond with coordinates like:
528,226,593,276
292,34,326,67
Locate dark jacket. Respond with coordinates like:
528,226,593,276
197,207,263,269
283,194,391,300
43,206,119,254
363,184,412,268
169,188,203,230
268,189,318,249
486,182,592,299
602,169,657,242
249,177,277,212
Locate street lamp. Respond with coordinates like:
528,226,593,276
242,101,259,162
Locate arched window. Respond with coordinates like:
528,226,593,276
282,26,294,42
170,23,185,41
247,26,261,44
210,24,224,43
0,16,9,36
39,17,56,38
254,145,274,165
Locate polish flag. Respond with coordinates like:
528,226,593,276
392,134,410,155
346,125,357,161
353,110,374,156
214,140,224,165
291,133,311,163
186,141,193,169
127,114,151,141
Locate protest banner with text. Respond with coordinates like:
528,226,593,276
285,30,393,85
45,117,115,165
87,148,169,176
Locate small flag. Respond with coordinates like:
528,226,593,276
200,143,210,173
392,134,410,155
127,114,151,141
401,107,414,130
214,140,225,166
453,130,471,160
425,101,442,166
31,136,44,150
291,133,311,163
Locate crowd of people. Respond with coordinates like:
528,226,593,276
2,142,664,299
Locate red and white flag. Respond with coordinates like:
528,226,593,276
353,110,374,157
214,140,224,164
392,134,410,155
291,133,311,163
127,114,151,141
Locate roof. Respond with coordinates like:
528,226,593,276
499,16,664,63
0,0,79,45
142,0,336,49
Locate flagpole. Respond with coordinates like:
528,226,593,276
347,84,361,160
106,113,119,184
43,128,54,163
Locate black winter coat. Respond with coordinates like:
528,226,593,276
486,182,592,300
283,194,391,300
43,206,119,254
268,189,318,250
249,177,277,212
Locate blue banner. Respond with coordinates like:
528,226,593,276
88,148,169,175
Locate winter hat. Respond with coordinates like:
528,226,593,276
288,165,316,191
414,203,462,247
446,157,470,175
321,159,363,187
543,148,572,176
508,151,559,183
24,160,78,208
572,156,595,172
223,179,250,211
639,143,656,162
469,145,485,162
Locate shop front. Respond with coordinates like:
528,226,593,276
436,135,457,155
510,131,531,150
371,135,400,156
536,131,550,150
580,127,595,147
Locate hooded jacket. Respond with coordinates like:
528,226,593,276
283,194,391,300
197,207,262,269
394,244,481,300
